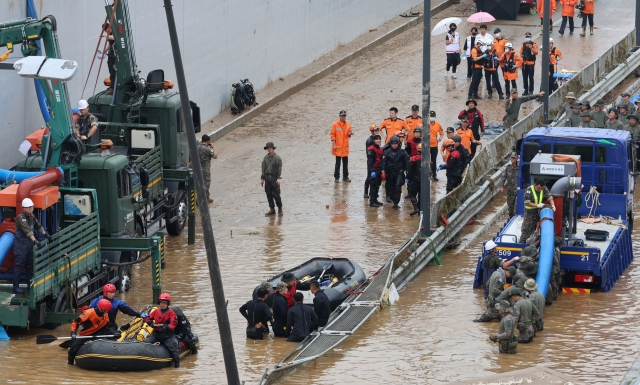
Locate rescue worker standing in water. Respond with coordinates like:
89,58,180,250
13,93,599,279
88,283,146,333
68,299,112,364
13,198,51,294
282,272,311,309
406,143,422,216
381,136,410,210
198,134,217,203
145,293,181,368
367,134,384,208
489,300,518,354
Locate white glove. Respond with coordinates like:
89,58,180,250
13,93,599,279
552,205,556,212
513,257,520,261
536,203,544,208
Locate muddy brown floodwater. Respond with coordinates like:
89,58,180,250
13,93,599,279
2,2,638,384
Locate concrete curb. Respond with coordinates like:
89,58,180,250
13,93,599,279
208,0,455,142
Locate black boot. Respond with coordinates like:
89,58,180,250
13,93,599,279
392,203,400,210
174,360,180,368
369,201,381,207
386,196,391,203
363,189,369,199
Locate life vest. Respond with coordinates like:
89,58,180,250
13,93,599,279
525,185,543,209
483,50,500,70
521,42,537,62
505,52,518,73
71,308,109,336
368,145,384,169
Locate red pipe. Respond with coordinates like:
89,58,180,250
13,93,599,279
552,196,564,236
15,167,63,216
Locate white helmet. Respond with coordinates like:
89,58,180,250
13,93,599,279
505,43,513,49
549,38,554,44
484,240,497,251
78,99,89,110
22,198,34,208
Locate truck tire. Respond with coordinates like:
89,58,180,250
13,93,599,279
167,193,187,235
116,223,142,293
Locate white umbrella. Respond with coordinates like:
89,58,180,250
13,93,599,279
431,17,462,36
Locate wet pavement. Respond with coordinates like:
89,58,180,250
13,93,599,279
1,2,639,384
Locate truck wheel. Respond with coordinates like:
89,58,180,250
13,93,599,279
118,265,133,292
167,194,187,235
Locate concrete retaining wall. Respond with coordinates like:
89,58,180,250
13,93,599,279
0,0,422,168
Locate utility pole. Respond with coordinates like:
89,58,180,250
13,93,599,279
162,1,241,384
420,0,431,236
541,0,551,123
636,0,640,45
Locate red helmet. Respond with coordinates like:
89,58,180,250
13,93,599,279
158,292,171,304
97,299,112,312
103,283,117,296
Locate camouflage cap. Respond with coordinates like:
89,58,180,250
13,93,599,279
580,100,591,107
629,114,639,122
621,92,631,97
511,88,519,94
571,102,582,109
580,111,592,117
565,92,576,99
524,278,538,291
259,281,273,292
619,103,629,110
594,99,605,106
515,277,528,288
510,287,524,296
264,142,276,150
510,152,518,159
522,246,538,257
275,281,288,291
507,266,517,277
495,300,511,311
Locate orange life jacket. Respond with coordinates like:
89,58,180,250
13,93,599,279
71,308,109,336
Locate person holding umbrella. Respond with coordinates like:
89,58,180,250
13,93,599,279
445,22,461,78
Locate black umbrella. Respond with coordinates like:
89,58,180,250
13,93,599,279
476,0,520,21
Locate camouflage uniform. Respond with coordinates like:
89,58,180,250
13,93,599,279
565,110,582,127
520,185,551,242
528,289,545,331
514,297,539,343
490,301,518,354
591,109,607,128
504,163,518,217
550,236,565,301
198,141,216,201
477,268,507,321
503,94,539,130
261,150,283,210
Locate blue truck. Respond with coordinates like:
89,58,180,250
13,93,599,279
474,127,634,294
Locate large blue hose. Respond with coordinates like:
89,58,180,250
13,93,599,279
0,168,63,185
27,0,51,123
0,232,15,267
536,207,555,297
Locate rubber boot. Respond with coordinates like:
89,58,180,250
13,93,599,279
410,201,420,216
174,360,180,368
191,347,198,355
363,188,369,199
580,27,586,37
539,25,543,35
278,207,283,216
550,24,553,33
12,277,24,294
590,26,594,35
265,208,276,216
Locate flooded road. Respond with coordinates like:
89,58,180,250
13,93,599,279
2,1,639,384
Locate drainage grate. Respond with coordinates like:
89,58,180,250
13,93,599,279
294,334,347,360
356,263,391,302
323,305,377,332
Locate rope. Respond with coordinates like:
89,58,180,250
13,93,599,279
584,185,600,218
81,15,108,98
91,0,120,96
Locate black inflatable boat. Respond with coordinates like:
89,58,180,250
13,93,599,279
254,257,366,310
75,307,198,371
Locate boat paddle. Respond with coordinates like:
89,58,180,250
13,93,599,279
36,334,116,346
319,264,333,282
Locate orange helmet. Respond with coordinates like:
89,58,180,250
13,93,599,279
97,299,113,312
158,292,171,304
443,139,454,147
103,283,117,296
369,124,378,131
396,132,406,138
416,143,422,151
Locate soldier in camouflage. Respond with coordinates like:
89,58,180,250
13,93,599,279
525,278,545,331
565,102,582,127
502,89,543,130
500,152,519,217
520,179,555,242
489,300,518,354
475,266,517,322
551,236,565,301
198,134,217,203
511,288,540,343
261,142,283,216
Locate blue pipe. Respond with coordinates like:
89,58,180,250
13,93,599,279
536,207,555,297
0,167,63,185
0,232,15,267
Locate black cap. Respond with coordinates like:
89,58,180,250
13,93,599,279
446,126,455,133
466,99,477,106
282,272,295,281
411,104,419,111
629,114,639,122
452,135,462,142
201,134,210,142
339,110,347,116
414,127,422,133
494,28,501,33
429,110,436,117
